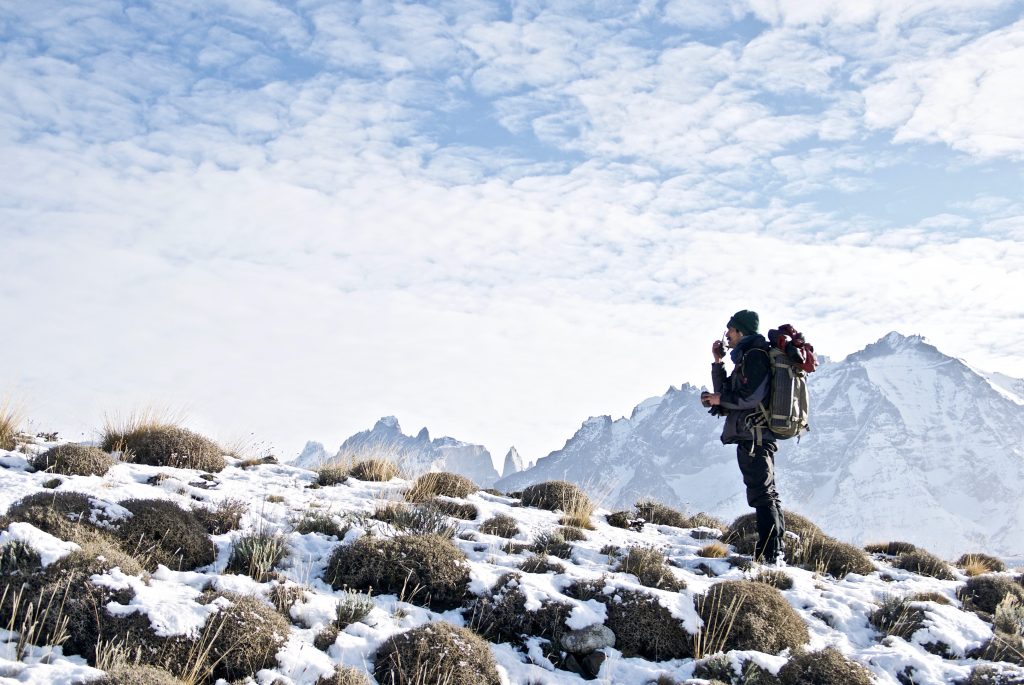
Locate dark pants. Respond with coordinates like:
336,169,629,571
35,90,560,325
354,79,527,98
736,441,785,562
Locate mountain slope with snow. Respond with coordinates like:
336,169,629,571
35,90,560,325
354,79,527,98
497,333,1024,557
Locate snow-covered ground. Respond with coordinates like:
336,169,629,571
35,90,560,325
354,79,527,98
1,436,1022,685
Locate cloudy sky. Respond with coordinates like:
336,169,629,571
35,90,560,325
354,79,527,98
2,0,1022,467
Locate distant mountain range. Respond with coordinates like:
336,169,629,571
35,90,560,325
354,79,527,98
294,333,1024,557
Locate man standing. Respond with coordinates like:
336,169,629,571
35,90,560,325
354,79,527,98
701,310,786,563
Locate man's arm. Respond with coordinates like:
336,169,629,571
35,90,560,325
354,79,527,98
718,349,770,410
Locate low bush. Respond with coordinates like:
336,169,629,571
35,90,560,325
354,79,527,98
695,580,809,655
468,573,573,648
993,594,1024,636
292,509,349,539
116,498,215,572
558,525,587,542
0,399,23,451
372,502,461,538
31,444,115,477
869,594,926,641
616,546,685,591
316,666,373,685
530,530,573,559
957,553,1007,575
335,587,375,627
777,647,873,685
428,499,478,521
635,500,690,528
93,665,186,685
200,591,290,682
592,586,692,661
348,459,399,482
268,581,306,620
519,554,564,574
864,541,918,556
374,621,501,685
972,633,1024,667
791,534,874,578
193,498,247,535
324,533,469,610
698,543,729,559
686,512,728,532
479,513,520,538
1,491,113,546
1,539,42,578
406,472,478,501
955,664,1024,685
226,531,288,582
316,463,350,486
726,510,823,553
960,575,1024,615
105,425,226,473
606,511,643,530
895,549,955,580
521,480,595,528
752,568,794,591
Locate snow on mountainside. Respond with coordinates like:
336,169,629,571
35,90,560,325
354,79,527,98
497,332,1024,558
294,416,500,488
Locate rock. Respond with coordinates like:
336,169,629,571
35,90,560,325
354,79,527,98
560,624,615,654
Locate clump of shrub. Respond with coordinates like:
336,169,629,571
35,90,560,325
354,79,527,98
635,500,689,528
193,498,247,535
479,513,520,538
957,553,1007,576
519,554,564,574
698,543,729,559
531,530,573,559
959,575,1024,616
606,510,643,531
558,525,587,542
200,591,290,682
325,533,469,610
0,399,24,451
865,541,918,556
777,647,873,685
226,531,288,582
104,420,226,473
565,581,692,661
752,568,794,591
686,512,727,532
469,573,574,648
316,665,372,685
428,499,479,520
31,444,115,477
1,491,110,545
92,665,186,685
869,594,926,641
316,463,350,486
791,534,874,578
374,621,501,685
616,546,685,591
372,502,461,538
695,580,809,656
895,548,955,580
116,498,215,572
1,539,42,578
726,510,823,552
268,581,306,620
291,509,349,539
955,664,1024,685
406,471,478,501
348,459,399,482
520,480,595,529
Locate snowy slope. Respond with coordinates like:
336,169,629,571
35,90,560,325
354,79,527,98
2,436,1022,685
497,333,1024,558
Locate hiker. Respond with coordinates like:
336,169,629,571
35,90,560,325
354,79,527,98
701,310,786,563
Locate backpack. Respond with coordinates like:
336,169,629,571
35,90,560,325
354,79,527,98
748,324,817,442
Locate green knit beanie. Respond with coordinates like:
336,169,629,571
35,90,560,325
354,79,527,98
727,310,759,336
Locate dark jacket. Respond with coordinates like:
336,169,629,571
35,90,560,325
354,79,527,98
711,334,774,444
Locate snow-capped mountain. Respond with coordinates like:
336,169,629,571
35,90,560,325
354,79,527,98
497,333,1024,558
295,416,500,488
502,447,525,478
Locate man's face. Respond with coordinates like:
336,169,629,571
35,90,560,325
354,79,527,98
725,327,743,348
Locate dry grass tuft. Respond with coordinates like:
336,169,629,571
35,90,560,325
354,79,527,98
956,553,1007,575
316,463,350,486
0,398,25,451
698,543,729,559
617,546,685,591
405,471,478,502
479,513,520,538
634,500,689,528
348,458,400,482
895,548,955,580
864,541,918,556
102,409,226,473
374,621,501,685
31,443,116,477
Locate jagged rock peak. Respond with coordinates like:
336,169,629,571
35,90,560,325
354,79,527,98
502,446,524,478
416,427,430,441
847,331,938,362
373,416,402,432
